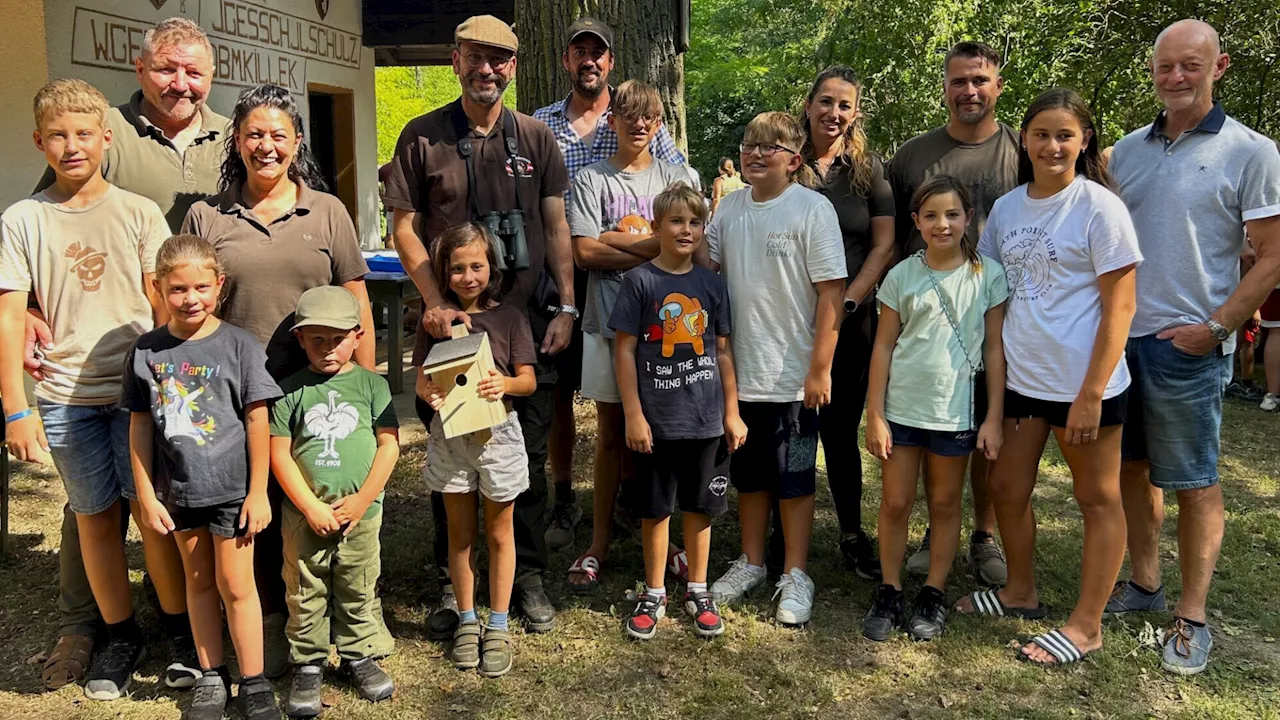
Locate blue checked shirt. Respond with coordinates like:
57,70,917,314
533,91,687,204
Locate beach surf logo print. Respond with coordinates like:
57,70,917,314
157,377,217,445
65,242,108,292
1002,231,1056,302
305,390,359,467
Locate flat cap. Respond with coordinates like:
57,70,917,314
455,15,518,53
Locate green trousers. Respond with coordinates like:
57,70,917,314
281,505,394,664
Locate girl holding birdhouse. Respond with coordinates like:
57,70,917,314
418,221,537,679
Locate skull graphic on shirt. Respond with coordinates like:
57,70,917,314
65,242,108,292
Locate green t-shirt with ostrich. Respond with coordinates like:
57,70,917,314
270,366,398,520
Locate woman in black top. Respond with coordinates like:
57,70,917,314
799,65,896,579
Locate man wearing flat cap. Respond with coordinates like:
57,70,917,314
384,15,575,638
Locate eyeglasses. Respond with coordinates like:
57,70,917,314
614,114,660,129
461,51,515,70
739,143,798,157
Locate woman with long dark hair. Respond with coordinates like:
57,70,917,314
958,88,1141,666
181,84,377,688
799,64,895,579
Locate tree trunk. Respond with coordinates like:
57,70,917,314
515,0,687,153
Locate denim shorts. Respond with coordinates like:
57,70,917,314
37,401,134,515
171,500,247,538
1121,335,1232,490
887,421,976,457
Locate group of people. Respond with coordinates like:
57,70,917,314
0,10,1277,720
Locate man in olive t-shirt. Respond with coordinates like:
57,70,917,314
889,42,1019,260
886,41,1019,587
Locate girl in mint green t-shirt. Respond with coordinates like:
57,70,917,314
862,175,1009,642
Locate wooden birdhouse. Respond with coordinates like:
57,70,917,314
422,325,507,439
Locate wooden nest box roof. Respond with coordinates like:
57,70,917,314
423,332,489,372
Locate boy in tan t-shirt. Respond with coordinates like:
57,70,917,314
0,79,187,702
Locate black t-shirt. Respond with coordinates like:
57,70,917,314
808,154,895,282
417,302,537,374
887,123,1020,258
607,263,731,440
122,323,282,509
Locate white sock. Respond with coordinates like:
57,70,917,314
746,563,764,573
646,585,667,599
688,582,708,594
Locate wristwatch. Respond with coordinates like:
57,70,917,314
1206,318,1231,342
843,298,858,314
555,304,581,320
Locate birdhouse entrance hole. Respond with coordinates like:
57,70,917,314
455,374,468,386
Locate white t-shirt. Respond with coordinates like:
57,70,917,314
707,182,846,401
978,177,1142,402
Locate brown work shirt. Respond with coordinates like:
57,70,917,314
382,99,570,319
417,302,536,371
38,91,229,232
181,182,369,379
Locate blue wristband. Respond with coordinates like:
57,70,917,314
5,408,34,424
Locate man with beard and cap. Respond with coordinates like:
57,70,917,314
384,15,576,639
26,16,227,693
532,17,688,555
886,40,1018,590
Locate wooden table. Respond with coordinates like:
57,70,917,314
365,271,421,394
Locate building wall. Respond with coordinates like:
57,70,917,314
0,0,50,211
2,0,378,247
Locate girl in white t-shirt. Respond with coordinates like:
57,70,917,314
863,175,1008,642
960,88,1142,667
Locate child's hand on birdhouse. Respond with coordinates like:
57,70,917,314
478,369,506,401
416,370,446,411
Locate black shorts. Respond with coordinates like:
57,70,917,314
632,436,731,519
170,500,247,538
1004,388,1129,429
730,401,819,499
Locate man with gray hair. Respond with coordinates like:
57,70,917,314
29,16,228,693
1107,18,1280,675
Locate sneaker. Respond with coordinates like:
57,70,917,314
862,584,906,642
905,528,931,577
1103,580,1166,618
514,584,557,633
969,532,1007,587
240,675,283,720
839,531,882,581
345,657,394,703
186,671,230,720
545,501,582,552
684,591,725,638
84,634,145,701
427,584,462,641
165,634,201,689
624,592,667,640
1161,618,1213,676
1261,393,1279,412
1225,382,1260,401
906,586,948,641
773,567,815,625
263,612,290,680
710,554,767,604
285,664,323,718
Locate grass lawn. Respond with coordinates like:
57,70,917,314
1,394,1278,720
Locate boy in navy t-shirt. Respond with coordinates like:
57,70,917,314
608,182,746,640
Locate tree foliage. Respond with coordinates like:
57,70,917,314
685,0,1279,180
375,67,518,165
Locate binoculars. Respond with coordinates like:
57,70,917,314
481,210,530,271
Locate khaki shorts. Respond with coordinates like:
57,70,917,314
581,332,621,403
424,409,530,502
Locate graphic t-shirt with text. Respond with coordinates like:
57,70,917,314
608,262,732,440
270,366,399,520
123,323,282,508
567,157,692,338
979,177,1143,402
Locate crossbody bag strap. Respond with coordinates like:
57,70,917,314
919,251,983,428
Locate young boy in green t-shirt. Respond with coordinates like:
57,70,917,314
268,286,400,717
